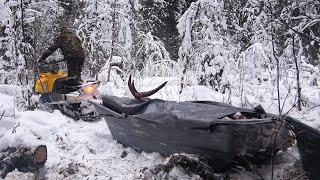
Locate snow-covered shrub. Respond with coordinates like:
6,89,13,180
135,32,178,78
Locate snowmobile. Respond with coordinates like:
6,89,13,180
34,63,100,121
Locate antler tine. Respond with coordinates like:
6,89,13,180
128,75,139,99
128,74,167,99
138,81,167,98
131,80,140,97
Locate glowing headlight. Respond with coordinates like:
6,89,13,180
83,85,96,94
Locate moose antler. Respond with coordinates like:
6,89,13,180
128,75,167,99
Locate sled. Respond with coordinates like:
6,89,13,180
90,96,292,171
285,117,320,180
90,75,320,178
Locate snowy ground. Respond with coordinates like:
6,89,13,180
0,78,319,179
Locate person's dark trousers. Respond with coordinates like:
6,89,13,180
66,57,84,81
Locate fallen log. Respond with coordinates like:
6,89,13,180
0,145,47,179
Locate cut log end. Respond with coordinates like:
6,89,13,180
34,145,47,165
0,145,48,179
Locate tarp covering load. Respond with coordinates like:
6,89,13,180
91,96,291,170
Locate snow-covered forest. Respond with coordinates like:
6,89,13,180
0,0,319,179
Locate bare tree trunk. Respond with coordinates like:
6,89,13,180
270,25,281,115
292,36,302,111
240,56,245,107
95,51,100,80
108,0,118,81
92,0,99,79
268,4,281,180
129,0,137,73
20,0,26,59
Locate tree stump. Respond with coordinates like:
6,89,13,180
0,145,47,179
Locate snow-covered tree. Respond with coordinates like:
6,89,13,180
135,32,178,78
0,0,63,109
77,0,113,77
178,0,236,91
77,0,133,81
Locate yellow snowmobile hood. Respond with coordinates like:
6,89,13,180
35,70,68,94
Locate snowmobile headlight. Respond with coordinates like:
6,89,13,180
83,84,96,94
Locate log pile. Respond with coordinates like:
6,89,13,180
0,145,47,179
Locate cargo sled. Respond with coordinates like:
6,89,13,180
90,96,291,170
285,117,320,180
90,75,320,178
